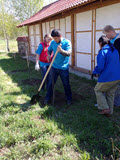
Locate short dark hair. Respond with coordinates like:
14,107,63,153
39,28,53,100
98,35,114,52
51,29,61,37
98,35,109,47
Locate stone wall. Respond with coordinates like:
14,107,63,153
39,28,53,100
16,37,29,56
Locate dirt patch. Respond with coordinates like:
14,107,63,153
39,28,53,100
11,69,28,73
39,90,86,108
54,90,85,105
21,78,41,86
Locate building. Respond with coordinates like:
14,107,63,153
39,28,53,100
17,0,120,74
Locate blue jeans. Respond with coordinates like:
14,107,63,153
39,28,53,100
46,67,72,101
41,66,51,91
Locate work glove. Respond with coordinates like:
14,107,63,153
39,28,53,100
91,73,96,79
35,62,40,71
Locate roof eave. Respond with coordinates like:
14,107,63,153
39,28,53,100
17,0,96,28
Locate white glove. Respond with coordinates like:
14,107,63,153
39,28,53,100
35,63,40,71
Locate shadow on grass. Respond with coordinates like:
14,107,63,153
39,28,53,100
0,101,31,113
0,53,120,159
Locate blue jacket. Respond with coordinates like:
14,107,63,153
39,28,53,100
93,44,120,82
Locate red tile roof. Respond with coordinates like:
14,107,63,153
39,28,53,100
16,36,28,42
17,0,96,27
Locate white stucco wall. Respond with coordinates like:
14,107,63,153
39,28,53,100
66,16,71,32
29,26,35,54
35,24,40,34
76,10,92,31
46,22,50,34
50,21,54,28
55,19,60,29
96,3,120,30
75,10,92,71
60,18,66,38
66,33,72,65
76,54,91,70
65,16,72,65
42,23,46,38
29,24,41,54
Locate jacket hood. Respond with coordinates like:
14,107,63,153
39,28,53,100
102,44,114,52
116,33,120,39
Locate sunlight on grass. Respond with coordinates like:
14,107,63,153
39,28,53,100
15,95,30,104
0,40,18,53
0,52,120,159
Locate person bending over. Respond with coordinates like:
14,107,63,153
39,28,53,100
92,35,120,116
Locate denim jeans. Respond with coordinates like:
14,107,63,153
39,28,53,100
41,66,51,91
46,67,72,102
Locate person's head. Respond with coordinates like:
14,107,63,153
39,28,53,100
51,29,62,43
103,25,117,40
98,35,109,49
44,34,52,44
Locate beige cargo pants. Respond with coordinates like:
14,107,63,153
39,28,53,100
94,80,120,114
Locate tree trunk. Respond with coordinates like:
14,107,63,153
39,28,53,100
1,0,7,52
6,38,10,52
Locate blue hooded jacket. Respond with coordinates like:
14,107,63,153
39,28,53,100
93,44,120,82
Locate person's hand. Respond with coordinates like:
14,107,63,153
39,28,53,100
57,45,62,52
35,62,40,71
91,73,96,79
47,55,51,62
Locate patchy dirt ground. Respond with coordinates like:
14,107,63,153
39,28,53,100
20,78,87,108
53,90,85,106
11,69,28,73
21,78,41,86
34,90,86,109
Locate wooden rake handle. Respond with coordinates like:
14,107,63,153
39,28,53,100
38,44,61,92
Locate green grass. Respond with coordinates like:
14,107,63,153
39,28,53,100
0,52,120,159
0,40,18,53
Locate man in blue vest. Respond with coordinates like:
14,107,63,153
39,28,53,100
44,29,72,106
103,25,120,107
103,25,120,55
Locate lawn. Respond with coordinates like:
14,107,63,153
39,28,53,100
0,40,18,53
0,52,120,160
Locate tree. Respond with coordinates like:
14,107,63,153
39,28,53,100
10,0,44,22
10,0,57,22
0,0,27,51
0,0,10,51
0,0,56,52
